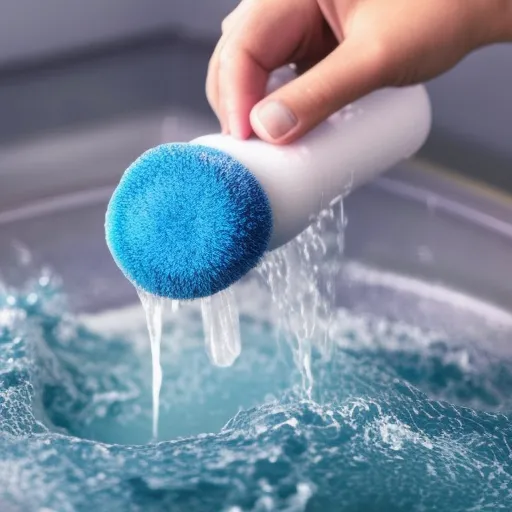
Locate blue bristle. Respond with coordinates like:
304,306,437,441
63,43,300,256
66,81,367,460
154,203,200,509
105,143,273,300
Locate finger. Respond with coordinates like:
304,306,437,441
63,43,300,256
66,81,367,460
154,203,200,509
250,38,390,144
206,1,253,133
218,39,269,139
221,0,253,33
294,19,338,75
217,0,321,139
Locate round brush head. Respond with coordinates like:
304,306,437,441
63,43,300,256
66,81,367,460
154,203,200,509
105,143,273,300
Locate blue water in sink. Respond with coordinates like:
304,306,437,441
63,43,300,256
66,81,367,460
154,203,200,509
1,269,512,512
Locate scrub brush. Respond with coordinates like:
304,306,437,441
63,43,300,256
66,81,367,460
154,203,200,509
105,72,431,300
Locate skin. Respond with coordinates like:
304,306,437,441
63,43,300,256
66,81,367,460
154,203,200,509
206,0,512,144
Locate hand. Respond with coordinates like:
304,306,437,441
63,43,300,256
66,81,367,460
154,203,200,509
206,0,512,144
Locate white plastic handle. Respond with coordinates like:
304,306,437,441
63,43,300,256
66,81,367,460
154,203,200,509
193,69,432,250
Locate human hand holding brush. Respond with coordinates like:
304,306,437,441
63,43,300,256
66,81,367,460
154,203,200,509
111,0,512,300
206,0,512,144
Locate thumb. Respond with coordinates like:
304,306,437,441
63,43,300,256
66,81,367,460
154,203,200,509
250,40,390,144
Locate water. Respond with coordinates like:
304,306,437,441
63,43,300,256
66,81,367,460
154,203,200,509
139,202,342,439
137,291,164,441
2,260,512,510
201,287,241,368
137,272,242,440
2,200,512,510
257,203,345,396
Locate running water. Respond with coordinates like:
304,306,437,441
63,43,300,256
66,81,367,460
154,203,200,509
257,200,346,395
137,200,346,433
137,290,164,440
201,287,241,367
137,286,242,439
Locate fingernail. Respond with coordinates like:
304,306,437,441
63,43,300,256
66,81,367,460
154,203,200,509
254,101,298,140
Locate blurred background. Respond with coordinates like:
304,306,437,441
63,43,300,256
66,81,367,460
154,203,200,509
0,0,511,212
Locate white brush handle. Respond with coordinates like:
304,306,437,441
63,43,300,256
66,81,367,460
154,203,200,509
193,70,431,250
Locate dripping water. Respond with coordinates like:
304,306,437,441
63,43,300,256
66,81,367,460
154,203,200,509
201,287,242,367
137,286,242,440
137,199,345,434
137,290,164,441
257,199,346,396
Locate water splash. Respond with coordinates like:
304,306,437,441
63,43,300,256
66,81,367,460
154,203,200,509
136,200,344,431
4,254,512,510
257,200,346,396
137,290,163,441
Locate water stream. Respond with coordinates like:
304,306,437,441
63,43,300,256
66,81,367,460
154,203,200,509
138,201,345,438
137,290,164,440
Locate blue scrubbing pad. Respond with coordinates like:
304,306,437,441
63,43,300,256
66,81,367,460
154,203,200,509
105,143,273,300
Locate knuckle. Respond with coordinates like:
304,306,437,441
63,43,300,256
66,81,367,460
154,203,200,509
363,38,396,84
221,0,252,34
221,14,233,34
